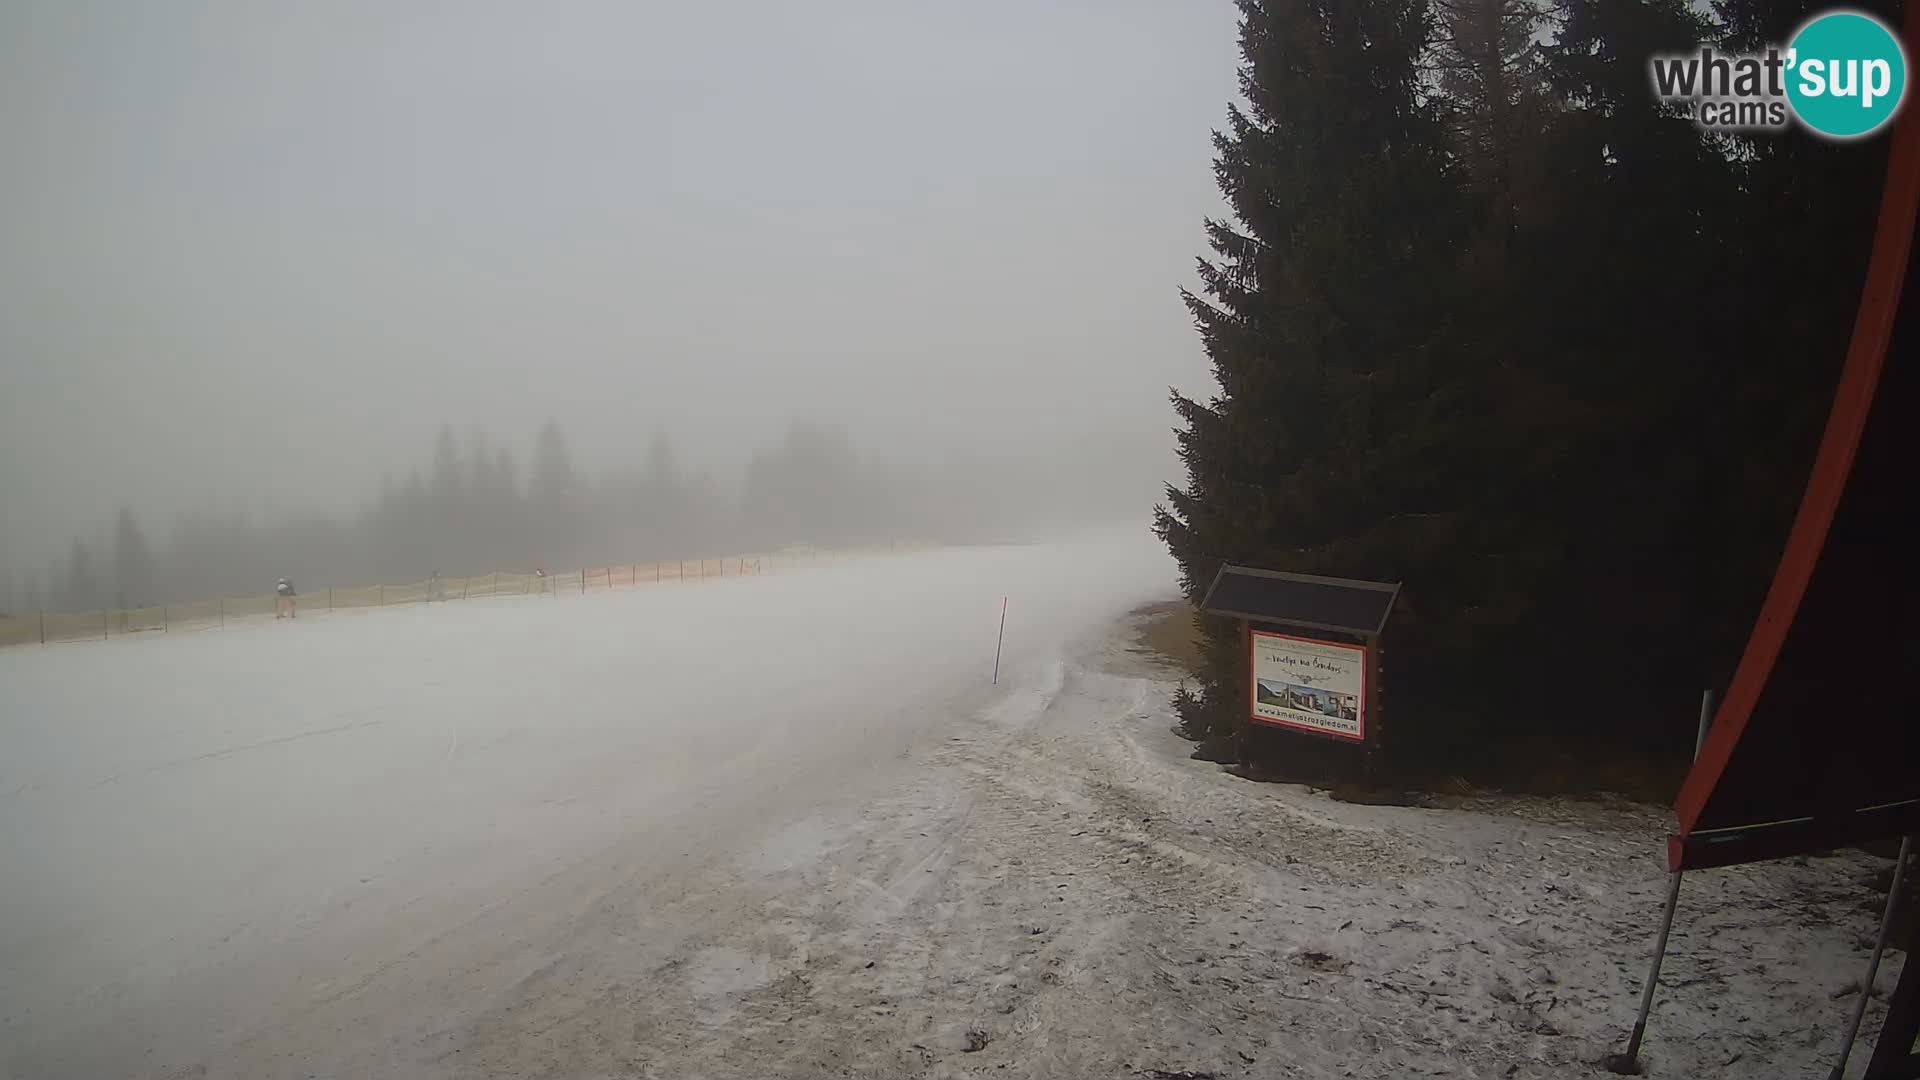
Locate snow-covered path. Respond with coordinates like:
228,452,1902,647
0,530,1901,1078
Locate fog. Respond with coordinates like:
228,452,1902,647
0,1,1236,607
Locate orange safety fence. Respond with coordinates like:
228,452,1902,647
0,544,939,648
0,547,825,648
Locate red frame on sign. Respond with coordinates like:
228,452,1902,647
1247,627,1368,742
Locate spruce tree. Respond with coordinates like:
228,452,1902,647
532,419,582,566
1156,0,1477,771
60,538,102,612
1699,0,1896,682
112,507,155,608
1432,0,1549,250
1509,0,1779,746
1417,0,1888,758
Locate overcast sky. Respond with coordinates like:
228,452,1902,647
0,1,1238,576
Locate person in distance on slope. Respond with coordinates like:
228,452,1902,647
275,577,297,619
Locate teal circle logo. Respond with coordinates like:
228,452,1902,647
1786,11,1908,139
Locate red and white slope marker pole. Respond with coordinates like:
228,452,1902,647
992,597,1007,685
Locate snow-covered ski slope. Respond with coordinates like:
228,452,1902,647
0,529,1174,1076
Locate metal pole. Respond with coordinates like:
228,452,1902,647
163,606,168,633
1694,689,1714,757
1865,896,1920,1077
379,584,384,606
329,588,334,611
1606,871,1685,1074
39,609,45,644
1830,834,1914,1079
1607,689,1714,1075
992,597,1007,684
102,609,108,640
219,597,225,628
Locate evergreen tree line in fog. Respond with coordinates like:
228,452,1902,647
12,419,1166,612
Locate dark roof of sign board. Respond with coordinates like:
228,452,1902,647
1198,565,1399,638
